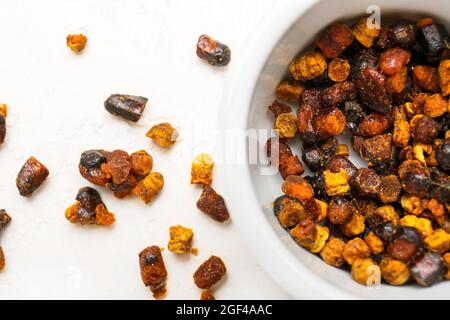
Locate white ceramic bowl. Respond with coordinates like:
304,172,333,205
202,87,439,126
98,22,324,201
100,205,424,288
219,0,450,299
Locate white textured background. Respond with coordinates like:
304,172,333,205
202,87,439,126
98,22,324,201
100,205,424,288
0,0,289,299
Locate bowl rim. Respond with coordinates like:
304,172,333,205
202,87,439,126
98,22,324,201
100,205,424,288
218,0,360,299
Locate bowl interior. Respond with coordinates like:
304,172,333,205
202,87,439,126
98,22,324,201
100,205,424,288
247,0,449,299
